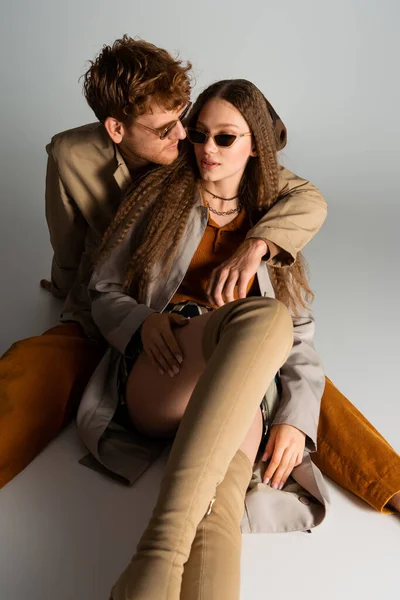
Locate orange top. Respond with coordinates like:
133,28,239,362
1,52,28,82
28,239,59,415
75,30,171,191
171,207,259,308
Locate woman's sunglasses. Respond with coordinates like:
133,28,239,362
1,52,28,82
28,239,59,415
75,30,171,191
186,128,252,148
186,127,252,148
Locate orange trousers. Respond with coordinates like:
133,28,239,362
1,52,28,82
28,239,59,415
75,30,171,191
0,324,104,487
0,324,399,511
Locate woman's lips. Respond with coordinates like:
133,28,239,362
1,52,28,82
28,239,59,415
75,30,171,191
200,159,220,170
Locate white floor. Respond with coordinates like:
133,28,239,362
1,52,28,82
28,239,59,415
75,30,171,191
0,204,399,600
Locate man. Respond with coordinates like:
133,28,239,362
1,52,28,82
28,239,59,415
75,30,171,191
0,35,398,523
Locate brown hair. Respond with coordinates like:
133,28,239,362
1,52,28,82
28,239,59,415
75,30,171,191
82,35,192,123
98,79,313,313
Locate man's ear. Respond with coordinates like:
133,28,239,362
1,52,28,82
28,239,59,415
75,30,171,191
104,117,125,144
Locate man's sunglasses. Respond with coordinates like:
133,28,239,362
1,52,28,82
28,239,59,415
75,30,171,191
135,102,192,140
186,128,252,148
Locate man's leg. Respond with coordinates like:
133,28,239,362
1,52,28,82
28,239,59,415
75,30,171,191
313,377,400,513
0,323,104,488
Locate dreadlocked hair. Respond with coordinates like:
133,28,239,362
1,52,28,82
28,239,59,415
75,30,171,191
97,153,198,301
268,255,314,316
97,79,313,313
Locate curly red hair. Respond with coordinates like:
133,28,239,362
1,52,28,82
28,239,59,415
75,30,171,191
82,35,192,123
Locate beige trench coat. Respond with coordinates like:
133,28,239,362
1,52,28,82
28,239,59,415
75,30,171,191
77,188,330,534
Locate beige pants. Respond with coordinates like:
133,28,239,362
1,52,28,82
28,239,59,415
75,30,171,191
111,297,293,600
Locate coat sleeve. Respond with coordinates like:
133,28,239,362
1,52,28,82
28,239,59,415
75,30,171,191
246,166,327,267
88,229,157,355
271,311,325,452
45,142,88,298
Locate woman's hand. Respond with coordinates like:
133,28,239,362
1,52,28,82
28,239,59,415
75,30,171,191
141,313,189,377
206,238,268,307
261,424,306,489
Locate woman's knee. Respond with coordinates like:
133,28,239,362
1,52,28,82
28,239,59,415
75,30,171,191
202,296,293,361
250,296,292,332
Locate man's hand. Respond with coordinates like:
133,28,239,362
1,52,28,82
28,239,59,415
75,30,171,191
40,278,67,299
261,424,306,489
40,279,53,293
206,238,268,307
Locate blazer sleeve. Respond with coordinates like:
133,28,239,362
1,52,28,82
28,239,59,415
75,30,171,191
246,166,327,267
271,311,325,452
45,143,88,298
89,229,157,355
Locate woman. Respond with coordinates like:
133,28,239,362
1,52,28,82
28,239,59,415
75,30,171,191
78,79,329,600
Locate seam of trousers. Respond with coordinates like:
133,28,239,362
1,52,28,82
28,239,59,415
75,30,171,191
316,437,400,512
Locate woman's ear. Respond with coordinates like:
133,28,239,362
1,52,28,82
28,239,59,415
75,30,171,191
104,117,125,144
250,144,258,157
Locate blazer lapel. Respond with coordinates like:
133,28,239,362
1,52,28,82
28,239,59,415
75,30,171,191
113,145,132,191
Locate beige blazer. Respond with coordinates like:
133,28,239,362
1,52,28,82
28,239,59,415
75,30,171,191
77,188,330,534
45,123,327,339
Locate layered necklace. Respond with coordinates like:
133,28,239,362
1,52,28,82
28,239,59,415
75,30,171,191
202,186,242,216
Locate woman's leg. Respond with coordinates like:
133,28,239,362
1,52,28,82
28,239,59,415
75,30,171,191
127,317,263,600
180,410,262,600
111,296,293,600
125,311,213,439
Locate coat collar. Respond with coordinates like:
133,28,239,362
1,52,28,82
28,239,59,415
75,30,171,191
113,145,132,192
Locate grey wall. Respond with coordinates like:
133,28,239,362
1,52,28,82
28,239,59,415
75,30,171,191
1,0,399,441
